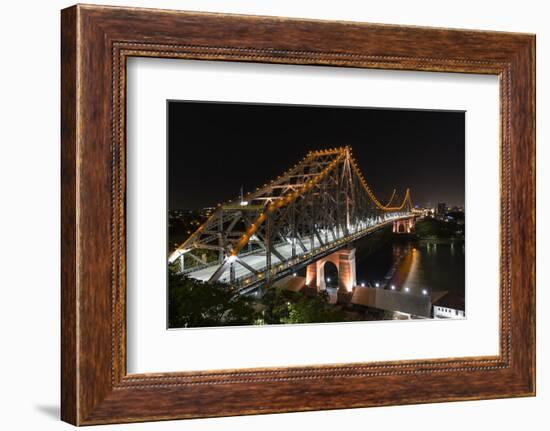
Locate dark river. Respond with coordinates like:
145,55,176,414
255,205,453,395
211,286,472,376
354,234,465,299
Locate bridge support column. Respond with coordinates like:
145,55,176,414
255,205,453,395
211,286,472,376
178,254,185,272
305,264,317,287
229,261,236,283
317,264,327,291
338,248,356,292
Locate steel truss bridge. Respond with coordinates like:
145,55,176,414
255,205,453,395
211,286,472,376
168,146,415,292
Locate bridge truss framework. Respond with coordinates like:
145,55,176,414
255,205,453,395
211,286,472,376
168,146,415,290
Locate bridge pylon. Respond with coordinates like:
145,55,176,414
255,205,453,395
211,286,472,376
306,247,357,293
393,217,415,234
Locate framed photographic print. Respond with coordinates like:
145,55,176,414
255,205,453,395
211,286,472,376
164,101,464,329
61,4,535,425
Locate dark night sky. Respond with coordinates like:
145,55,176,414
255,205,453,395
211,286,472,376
168,101,465,210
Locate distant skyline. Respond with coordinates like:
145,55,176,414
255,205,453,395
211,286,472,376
168,101,465,210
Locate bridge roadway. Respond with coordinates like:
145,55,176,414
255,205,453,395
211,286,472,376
184,214,412,286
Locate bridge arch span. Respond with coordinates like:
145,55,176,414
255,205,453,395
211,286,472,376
323,261,339,288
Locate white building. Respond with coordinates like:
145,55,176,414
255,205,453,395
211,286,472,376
432,293,465,319
433,305,465,319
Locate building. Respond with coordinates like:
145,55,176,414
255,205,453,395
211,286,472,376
433,292,465,319
437,202,447,219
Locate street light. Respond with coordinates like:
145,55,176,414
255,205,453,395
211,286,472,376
360,282,365,287
404,287,410,293
422,289,428,295
390,285,396,290
375,282,380,288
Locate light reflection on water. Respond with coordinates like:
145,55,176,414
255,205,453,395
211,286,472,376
355,239,465,299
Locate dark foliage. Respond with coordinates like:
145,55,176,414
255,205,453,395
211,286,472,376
415,217,464,239
260,286,347,324
168,270,257,328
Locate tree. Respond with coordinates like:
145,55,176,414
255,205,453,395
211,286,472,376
260,286,299,324
260,287,347,324
283,291,347,324
168,270,257,328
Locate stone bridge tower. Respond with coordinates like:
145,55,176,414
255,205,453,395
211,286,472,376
305,247,357,292
393,217,415,234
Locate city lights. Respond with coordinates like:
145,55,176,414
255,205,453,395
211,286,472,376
404,287,410,292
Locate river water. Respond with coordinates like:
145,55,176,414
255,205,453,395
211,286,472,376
354,235,465,301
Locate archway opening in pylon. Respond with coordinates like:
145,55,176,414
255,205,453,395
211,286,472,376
398,223,406,233
323,261,339,288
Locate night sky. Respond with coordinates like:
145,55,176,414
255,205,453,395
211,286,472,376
168,101,464,210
